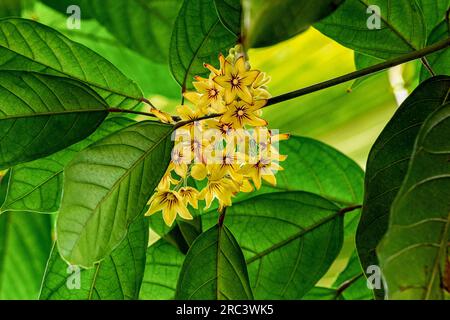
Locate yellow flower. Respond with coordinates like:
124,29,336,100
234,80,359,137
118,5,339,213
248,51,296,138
204,53,226,76
220,100,268,129
171,144,191,178
150,108,175,124
240,155,284,190
179,187,200,209
146,189,193,226
199,171,240,210
213,56,260,104
157,165,179,190
193,76,227,113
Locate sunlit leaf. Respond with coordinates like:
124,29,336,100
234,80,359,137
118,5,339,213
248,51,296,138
0,71,108,169
57,121,173,267
0,18,143,109
0,118,135,214
40,216,148,300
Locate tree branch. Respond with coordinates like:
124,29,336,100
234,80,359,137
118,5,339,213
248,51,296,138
266,37,450,107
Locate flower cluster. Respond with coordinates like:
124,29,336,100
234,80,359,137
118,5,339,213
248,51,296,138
146,46,289,226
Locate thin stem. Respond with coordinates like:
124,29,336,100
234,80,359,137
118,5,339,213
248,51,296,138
108,108,157,118
335,272,365,298
420,57,436,76
139,97,157,109
266,37,450,107
218,207,227,227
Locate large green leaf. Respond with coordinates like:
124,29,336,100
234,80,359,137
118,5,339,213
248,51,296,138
420,21,450,82
0,71,108,169
416,0,450,34
57,121,174,267
40,216,148,300
0,0,21,17
42,0,183,64
316,0,426,60
214,0,242,36
0,211,52,299
139,239,185,300
175,224,253,300
0,117,135,214
357,76,450,285
204,192,346,299
0,18,143,109
247,0,345,48
378,101,450,300
170,0,238,90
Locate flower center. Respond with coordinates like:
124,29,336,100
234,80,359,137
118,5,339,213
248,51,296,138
165,192,176,201
232,78,240,86
237,109,245,116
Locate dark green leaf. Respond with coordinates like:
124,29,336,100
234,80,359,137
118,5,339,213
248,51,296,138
175,224,253,300
177,216,202,247
57,121,174,267
248,0,344,47
357,76,450,294
204,192,346,299
139,239,185,300
0,212,52,299
214,0,242,36
40,216,148,300
170,0,238,90
0,71,108,169
0,18,143,109
420,21,450,82
0,117,135,214
378,101,450,299
316,0,426,60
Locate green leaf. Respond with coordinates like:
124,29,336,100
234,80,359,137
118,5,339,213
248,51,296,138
333,251,374,300
0,0,21,17
204,192,346,299
170,0,238,90
0,212,52,299
139,239,185,300
175,224,253,300
214,0,242,36
248,0,345,48
316,0,427,60
57,121,174,267
0,71,108,169
0,117,135,214
40,216,148,300
302,287,341,300
357,76,450,291
416,0,450,34
378,101,450,300
0,18,143,109
420,21,450,82
42,0,183,64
